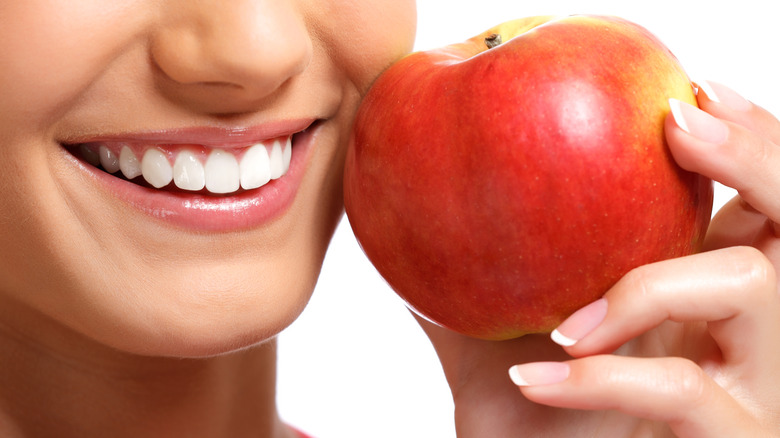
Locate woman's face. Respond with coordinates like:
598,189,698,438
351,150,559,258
0,1,416,357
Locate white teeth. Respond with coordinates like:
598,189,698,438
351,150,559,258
119,146,142,179
205,149,240,194
99,145,121,174
269,139,285,180
283,136,292,171
82,136,292,194
80,145,101,167
141,149,173,189
240,143,272,190
272,136,292,179
173,150,206,191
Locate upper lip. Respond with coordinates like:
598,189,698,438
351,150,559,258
59,119,317,148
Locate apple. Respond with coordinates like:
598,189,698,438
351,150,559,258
343,15,713,340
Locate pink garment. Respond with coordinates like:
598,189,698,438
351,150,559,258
293,427,313,438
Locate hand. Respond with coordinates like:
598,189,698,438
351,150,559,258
420,82,780,437
510,82,780,437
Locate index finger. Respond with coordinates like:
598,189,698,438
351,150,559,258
666,95,780,224
697,81,780,146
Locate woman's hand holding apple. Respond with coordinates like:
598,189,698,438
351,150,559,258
420,82,780,437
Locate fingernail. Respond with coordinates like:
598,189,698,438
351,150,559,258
508,362,570,387
669,98,729,144
551,298,608,347
698,80,752,112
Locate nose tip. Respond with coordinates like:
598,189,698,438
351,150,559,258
150,2,312,113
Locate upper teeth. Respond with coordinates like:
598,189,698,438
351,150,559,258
80,137,292,195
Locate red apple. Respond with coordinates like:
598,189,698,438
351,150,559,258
343,15,713,340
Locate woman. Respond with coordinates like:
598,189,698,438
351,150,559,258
0,1,776,436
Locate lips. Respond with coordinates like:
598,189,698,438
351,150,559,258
60,120,319,231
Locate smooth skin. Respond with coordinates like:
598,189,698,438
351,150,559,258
0,1,415,437
0,0,778,437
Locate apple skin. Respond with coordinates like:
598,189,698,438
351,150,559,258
344,15,714,340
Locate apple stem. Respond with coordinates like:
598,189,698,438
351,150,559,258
485,33,503,49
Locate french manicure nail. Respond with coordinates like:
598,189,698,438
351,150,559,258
698,80,752,112
551,298,608,347
508,362,570,387
669,98,729,144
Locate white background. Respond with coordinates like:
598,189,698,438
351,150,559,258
278,1,780,437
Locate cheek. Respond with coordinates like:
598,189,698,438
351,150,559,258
314,0,416,94
0,1,148,127
0,137,72,296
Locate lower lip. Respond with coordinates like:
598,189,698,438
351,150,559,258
63,125,319,232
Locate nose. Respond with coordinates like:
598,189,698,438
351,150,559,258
150,0,312,114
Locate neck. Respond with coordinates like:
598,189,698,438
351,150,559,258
0,315,292,438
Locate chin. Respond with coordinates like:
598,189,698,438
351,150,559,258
53,257,321,358
101,290,311,358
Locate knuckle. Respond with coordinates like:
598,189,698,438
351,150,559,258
727,246,777,302
663,358,712,414
732,128,774,169
619,265,660,304
728,133,780,201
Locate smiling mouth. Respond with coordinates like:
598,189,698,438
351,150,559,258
64,134,296,196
